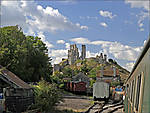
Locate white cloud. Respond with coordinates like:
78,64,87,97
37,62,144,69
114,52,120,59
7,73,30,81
76,23,88,30
51,49,68,57
70,37,143,61
99,10,116,19
139,23,143,27
86,51,99,58
70,37,91,44
143,40,147,46
1,1,88,33
140,28,144,31
125,0,149,11
57,40,65,44
125,1,149,32
80,25,88,30
50,49,68,64
136,11,149,31
65,43,70,49
37,32,54,48
125,62,135,72
79,16,98,20
100,22,108,27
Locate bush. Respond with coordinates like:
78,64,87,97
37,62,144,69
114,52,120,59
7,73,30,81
110,81,120,87
90,79,96,87
59,83,64,89
33,79,62,112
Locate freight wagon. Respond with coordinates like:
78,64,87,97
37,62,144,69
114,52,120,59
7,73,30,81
124,37,150,113
93,80,110,101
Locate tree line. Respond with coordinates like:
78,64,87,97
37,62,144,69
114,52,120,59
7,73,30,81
0,25,52,82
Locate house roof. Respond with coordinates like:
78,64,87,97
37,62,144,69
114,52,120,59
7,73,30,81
72,72,90,82
103,70,119,76
72,72,89,79
0,65,32,89
97,68,119,77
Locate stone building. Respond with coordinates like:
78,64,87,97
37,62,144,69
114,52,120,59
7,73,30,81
96,53,107,64
96,66,120,83
99,53,104,63
81,45,86,60
53,64,61,74
68,44,79,65
104,54,107,63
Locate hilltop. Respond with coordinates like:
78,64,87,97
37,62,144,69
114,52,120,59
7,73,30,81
53,56,130,87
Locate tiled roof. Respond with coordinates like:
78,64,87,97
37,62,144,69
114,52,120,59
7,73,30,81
0,65,32,89
97,69,119,77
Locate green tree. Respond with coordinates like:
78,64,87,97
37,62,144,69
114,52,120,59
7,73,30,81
0,26,52,82
62,66,72,77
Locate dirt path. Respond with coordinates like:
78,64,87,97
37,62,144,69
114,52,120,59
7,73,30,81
55,92,93,112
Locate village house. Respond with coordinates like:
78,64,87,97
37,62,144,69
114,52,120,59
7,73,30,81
0,65,34,113
72,72,90,88
96,66,120,83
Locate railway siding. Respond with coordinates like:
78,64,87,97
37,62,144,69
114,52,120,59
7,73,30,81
86,100,123,113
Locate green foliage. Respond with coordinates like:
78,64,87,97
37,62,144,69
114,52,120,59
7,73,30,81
62,66,73,77
52,71,64,84
59,83,64,89
75,59,82,63
90,79,95,87
80,63,89,73
110,81,120,87
0,26,52,82
33,79,62,112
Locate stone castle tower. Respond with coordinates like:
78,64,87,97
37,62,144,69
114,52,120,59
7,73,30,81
98,53,107,64
68,44,86,65
68,44,79,65
81,45,86,60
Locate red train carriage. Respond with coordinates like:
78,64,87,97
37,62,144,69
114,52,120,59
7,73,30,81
65,81,87,93
73,81,86,93
69,82,74,92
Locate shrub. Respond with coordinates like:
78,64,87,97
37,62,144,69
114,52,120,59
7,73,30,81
110,81,120,87
33,79,62,112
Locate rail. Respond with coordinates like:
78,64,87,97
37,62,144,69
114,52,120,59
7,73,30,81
85,100,123,113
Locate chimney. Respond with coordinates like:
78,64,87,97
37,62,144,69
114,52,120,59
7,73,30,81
113,67,116,77
104,54,107,62
81,45,86,60
100,66,104,77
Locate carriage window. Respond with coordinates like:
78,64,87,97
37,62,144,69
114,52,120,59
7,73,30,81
131,80,134,102
133,78,136,107
129,84,131,99
135,74,141,111
130,82,132,100
130,82,133,100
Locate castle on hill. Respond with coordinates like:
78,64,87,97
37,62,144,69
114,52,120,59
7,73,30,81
53,44,108,73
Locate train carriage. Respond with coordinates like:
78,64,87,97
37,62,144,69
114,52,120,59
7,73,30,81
124,37,150,113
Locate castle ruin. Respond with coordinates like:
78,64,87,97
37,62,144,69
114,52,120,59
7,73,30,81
81,45,86,60
68,44,79,65
68,44,86,65
97,53,107,64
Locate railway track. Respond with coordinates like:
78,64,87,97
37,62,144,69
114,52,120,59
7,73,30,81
86,100,123,113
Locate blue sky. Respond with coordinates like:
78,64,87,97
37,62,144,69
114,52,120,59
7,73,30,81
1,0,150,71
